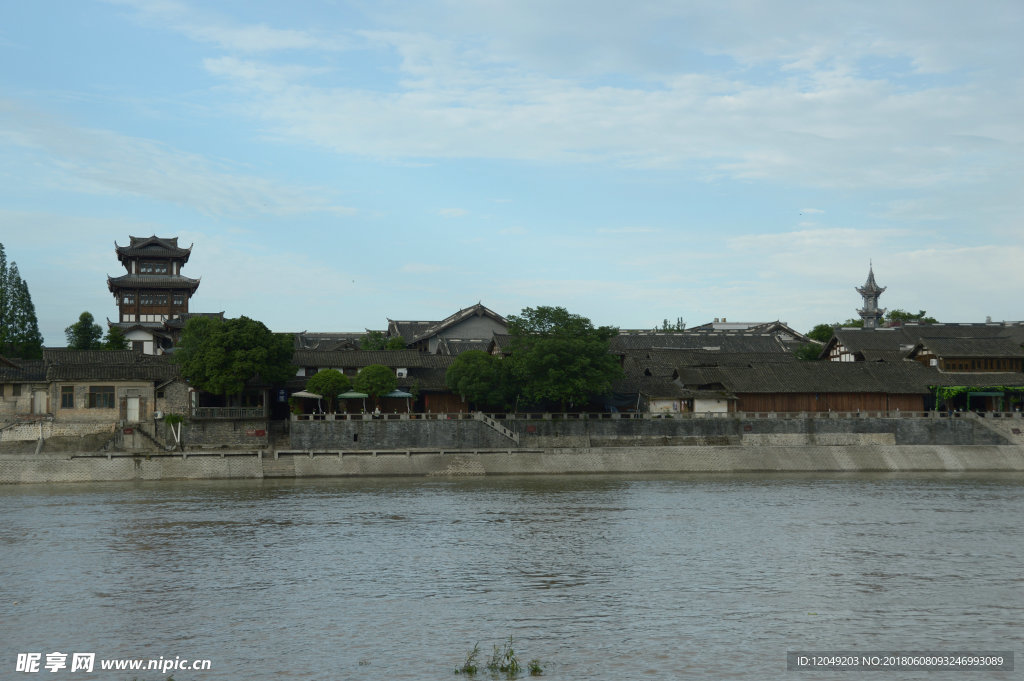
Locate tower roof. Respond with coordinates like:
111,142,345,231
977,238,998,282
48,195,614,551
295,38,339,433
115,235,193,264
856,265,886,297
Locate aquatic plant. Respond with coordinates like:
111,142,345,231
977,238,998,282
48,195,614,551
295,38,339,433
486,637,521,677
454,643,480,676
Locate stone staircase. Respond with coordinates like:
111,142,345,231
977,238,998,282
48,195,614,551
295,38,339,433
474,412,519,444
261,453,296,478
970,414,1024,445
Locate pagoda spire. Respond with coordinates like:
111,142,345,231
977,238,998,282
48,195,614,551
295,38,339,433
856,262,886,330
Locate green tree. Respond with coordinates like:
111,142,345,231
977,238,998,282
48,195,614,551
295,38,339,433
886,309,938,326
360,330,406,350
304,369,352,412
173,316,295,398
507,306,622,411
360,330,387,351
445,350,516,410
806,323,837,343
103,324,130,350
352,364,397,408
0,245,44,359
65,311,104,350
793,343,823,360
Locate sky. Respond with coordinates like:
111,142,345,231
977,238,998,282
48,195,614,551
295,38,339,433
1,0,1022,346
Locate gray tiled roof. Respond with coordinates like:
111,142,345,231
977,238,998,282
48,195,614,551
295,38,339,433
42,350,180,382
388,303,507,344
0,358,46,382
115,235,193,260
677,361,950,395
106,274,201,291
832,323,1024,356
917,337,1024,359
611,332,791,353
293,350,426,368
436,338,493,355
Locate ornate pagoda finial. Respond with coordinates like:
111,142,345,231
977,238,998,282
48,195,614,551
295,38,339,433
856,263,886,330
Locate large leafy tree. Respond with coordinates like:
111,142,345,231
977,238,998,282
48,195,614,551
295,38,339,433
352,364,397,407
360,330,406,350
304,369,352,412
65,311,104,350
174,316,295,398
445,350,516,410
0,245,44,359
507,306,622,411
806,323,837,343
886,309,938,325
103,325,131,350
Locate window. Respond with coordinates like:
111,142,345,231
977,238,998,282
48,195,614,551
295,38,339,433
88,386,115,409
61,386,74,409
141,261,168,274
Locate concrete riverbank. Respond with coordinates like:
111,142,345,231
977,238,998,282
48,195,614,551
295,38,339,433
2,443,1023,483
3,413,1023,483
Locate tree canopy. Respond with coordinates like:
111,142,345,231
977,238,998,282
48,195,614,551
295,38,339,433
506,306,622,410
886,309,938,325
806,323,837,343
445,350,515,410
103,325,131,350
352,364,397,406
65,311,104,350
304,369,352,412
0,245,44,359
360,330,407,351
173,316,295,397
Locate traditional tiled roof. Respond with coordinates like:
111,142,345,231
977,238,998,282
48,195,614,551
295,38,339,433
611,332,790,354
42,349,180,382
388,303,507,344
670,360,952,395
292,332,369,350
292,350,426,369
0,357,46,382
162,312,225,329
435,338,494,355
107,274,201,292
915,337,1024,359
830,323,1024,359
115,235,193,261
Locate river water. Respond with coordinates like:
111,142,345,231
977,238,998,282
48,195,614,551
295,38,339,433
0,473,1020,680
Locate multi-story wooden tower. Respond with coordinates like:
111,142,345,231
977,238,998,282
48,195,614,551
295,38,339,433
107,236,200,353
856,264,886,330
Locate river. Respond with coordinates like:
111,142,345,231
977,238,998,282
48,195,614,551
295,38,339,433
1,472,1020,680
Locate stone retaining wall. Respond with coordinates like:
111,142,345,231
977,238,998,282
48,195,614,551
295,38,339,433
2,444,1023,484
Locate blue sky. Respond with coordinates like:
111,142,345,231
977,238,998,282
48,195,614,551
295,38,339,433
1,0,1021,345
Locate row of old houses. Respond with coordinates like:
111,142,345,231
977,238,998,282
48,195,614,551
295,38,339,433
3,237,1024,438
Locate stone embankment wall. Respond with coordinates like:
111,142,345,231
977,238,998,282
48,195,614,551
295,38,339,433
3,414,1024,483
290,415,1008,450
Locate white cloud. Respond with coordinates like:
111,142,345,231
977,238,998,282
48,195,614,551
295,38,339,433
106,0,347,52
0,101,353,217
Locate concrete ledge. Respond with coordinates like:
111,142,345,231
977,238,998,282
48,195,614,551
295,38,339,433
2,445,1023,483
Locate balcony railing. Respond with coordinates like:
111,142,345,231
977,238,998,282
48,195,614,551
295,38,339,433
290,410,1023,422
191,406,265,419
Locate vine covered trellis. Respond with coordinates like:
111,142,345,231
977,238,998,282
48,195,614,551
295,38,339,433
933,385,1024,409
